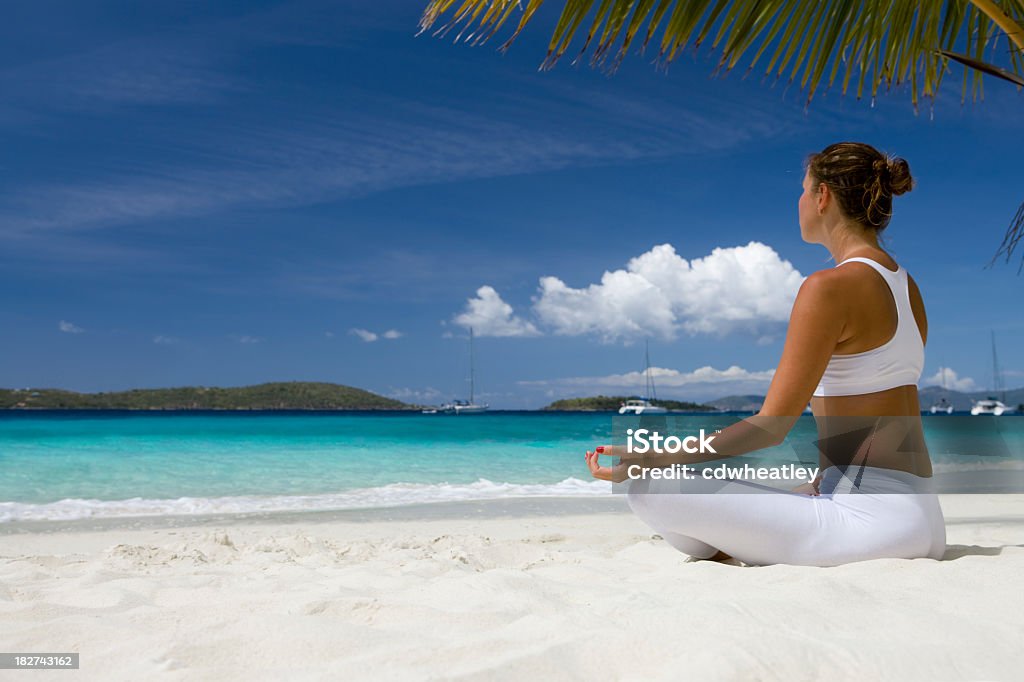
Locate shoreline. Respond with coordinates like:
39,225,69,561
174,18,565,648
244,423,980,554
0,496,630,535
4,492,1024,535
6,490,1024,536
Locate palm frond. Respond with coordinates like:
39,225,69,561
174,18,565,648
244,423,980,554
418,0,1024,107
417,0,1024,271
940,48,1024,84
989,202,1024,274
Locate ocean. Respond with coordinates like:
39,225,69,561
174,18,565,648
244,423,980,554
1,411,1022,522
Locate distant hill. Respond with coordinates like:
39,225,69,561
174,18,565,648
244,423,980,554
542,395,714,412
705,395,766,412
1,382,414,411
917,386,1024,412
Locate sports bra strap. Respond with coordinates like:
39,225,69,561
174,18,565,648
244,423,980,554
836,256,902,276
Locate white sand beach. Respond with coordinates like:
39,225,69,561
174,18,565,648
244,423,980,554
2,494,1023,681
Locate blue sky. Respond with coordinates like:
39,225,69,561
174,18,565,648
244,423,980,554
2,0,1022,408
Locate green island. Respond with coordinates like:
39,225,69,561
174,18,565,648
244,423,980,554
0,382,415,410
542,396,715,412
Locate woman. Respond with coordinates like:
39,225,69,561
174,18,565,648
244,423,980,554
585,142,946,567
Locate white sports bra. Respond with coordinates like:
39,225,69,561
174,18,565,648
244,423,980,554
812,257,925,397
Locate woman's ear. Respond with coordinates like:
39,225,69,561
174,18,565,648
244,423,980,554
817,184,829,215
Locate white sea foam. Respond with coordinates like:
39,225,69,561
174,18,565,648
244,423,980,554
0,477,612,522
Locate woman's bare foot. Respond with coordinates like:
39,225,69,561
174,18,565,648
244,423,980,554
684,550,741,565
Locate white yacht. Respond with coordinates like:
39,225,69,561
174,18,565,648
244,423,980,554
970,399,1013,416
618,398,668,415
440,399,488,415
618,341,668,415
437,327,489,415
971,332,1015,416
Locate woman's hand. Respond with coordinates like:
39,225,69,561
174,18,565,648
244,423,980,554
790,481,819,496
790,475,821,496
585,445,630,483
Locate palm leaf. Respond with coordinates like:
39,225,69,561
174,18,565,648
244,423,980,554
416,0,1024,269
989,202,1024,273
418,1,1024,104
940,48,1024,84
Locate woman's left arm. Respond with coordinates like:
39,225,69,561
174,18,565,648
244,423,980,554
590,271,848,477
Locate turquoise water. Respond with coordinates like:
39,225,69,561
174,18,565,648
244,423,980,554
1,411,1021,521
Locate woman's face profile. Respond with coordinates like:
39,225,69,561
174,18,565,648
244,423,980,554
798,170,821,244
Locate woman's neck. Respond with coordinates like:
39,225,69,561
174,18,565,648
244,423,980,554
824,221,882,263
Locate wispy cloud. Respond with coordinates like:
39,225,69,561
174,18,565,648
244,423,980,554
0,31,237,111
387,386,443,403
521,364,776,388
58,320,84,334
350,328,403,343
0,74,803,245
152,335,179,345
230,334,262,344
350,328,378,343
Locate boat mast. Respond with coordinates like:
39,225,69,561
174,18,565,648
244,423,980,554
645,339,657,402
469,326,475,404
992,331,1005,402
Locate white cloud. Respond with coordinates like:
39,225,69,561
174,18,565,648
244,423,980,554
533,242,804,342
152,335,179,345
231,334,261,344
350,328,378,343
521,365,775,388
324,331,335,338
350,328,402,342
58,320,84,334
387,386,443,402
453,286,541,337
921,367,978,392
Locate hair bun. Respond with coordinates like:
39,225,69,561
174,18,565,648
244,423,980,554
806,142,913,231
887,157,914,196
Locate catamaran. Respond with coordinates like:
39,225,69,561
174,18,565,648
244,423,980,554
970,398,1012,416
618,341,668,415
971,331,1015,416
439,327,489,415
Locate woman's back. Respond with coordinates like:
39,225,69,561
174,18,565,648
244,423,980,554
809,248,932,476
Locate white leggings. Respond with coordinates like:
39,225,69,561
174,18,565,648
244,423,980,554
625,466,947,567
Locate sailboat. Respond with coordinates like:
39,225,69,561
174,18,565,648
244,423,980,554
971,331,1015,416
929,362,954,415
618,340,668,415
439,327,489,415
